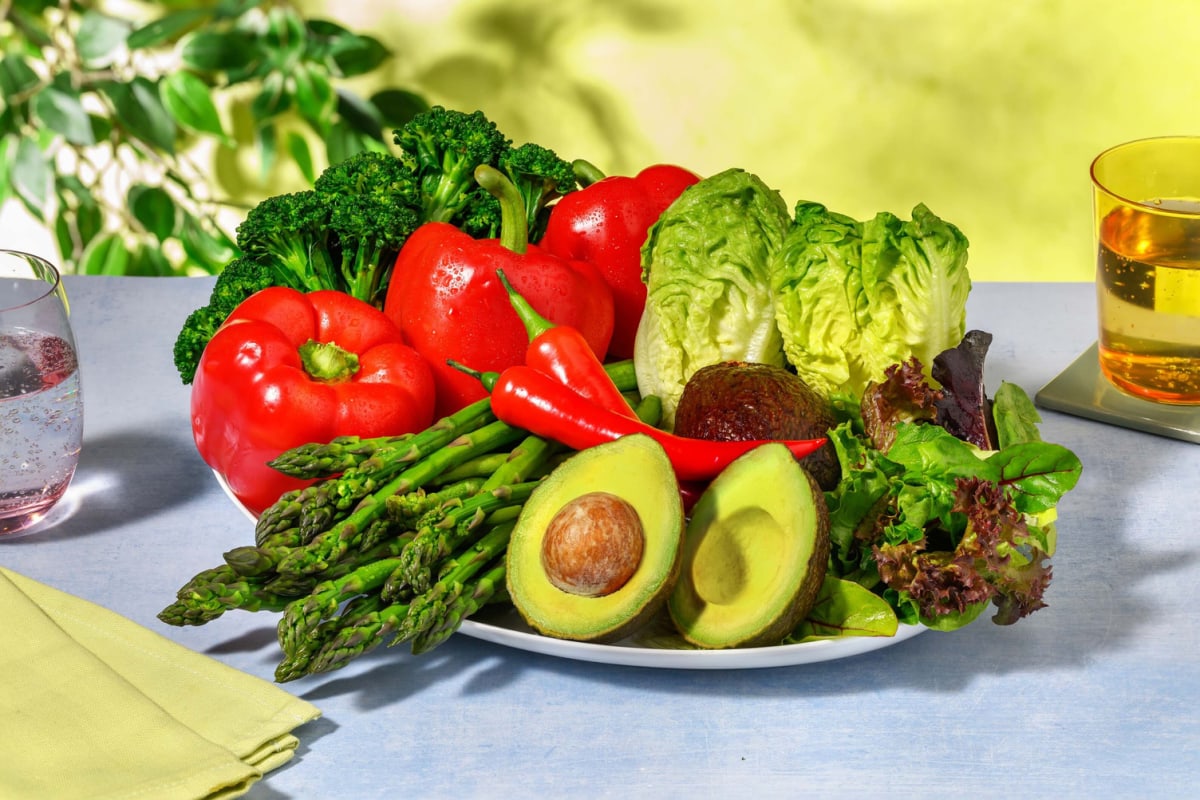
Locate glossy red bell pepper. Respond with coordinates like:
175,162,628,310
539,162,701,360
192,286,436,515
384,165,614,418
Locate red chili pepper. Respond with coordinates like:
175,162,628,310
384,166,614,418
490,365,826,483
540,162,701,360
192,287,436,515
495,268,637,419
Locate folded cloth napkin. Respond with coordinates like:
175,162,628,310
0,567,321,800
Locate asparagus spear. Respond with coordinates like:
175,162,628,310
267,432,416,479
159,571,292,625
410,562,508,655
273,418,526,577
393,520,515,642
275,592,388,682
277,557,403,658
386,480,538,597
382,430,556,597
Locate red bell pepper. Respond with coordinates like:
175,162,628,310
489,364,827,483
192,286,436,515
384,165,614,419
539,162,701,360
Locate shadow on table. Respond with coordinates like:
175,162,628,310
5,430,212,543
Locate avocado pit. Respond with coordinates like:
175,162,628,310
541,491,645,597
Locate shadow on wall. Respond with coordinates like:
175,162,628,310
393,1,686,171
309,0,1200,282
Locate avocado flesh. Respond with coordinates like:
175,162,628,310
506,434,685,642
668,442,830,649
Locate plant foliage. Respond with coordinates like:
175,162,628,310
0,0,427,275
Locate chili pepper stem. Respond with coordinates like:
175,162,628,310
496,269,554,338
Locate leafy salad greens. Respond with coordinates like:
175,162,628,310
821,330,1081,632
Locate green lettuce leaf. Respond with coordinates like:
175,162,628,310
770,201,972,398
632,168,792,428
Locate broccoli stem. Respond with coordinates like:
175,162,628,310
474,164,528,254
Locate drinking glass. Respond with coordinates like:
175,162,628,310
1091,136,1200,404
0,250,84,536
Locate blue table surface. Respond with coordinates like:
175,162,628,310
3,276,1197,799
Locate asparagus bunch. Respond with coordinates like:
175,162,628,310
159,360,641,682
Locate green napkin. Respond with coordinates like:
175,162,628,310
0,567,320,800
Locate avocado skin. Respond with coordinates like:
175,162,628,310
673,361,841,490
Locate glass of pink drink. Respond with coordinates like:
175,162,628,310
1,250,83,537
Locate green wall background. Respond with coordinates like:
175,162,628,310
306,0,1200,283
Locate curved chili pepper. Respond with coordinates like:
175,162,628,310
489,365,826,483
496,268,637,419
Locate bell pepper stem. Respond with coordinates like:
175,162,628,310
474,164,528,254
571,158,606,188
298,339,360,382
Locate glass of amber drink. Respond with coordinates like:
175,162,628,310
1092,137,1200,404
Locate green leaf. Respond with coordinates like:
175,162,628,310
292,65,335,131
11,137,52,215
250,71,291,120
256,122,278,178
180,214,237,273
160,71,229,143
32,86,95,145
7,6,53,49
0,138,13,209
286,130,314,184
76,10,132,66
74,202,104,252
0,55,40,97
103,77,177,154
215,0,265,19
128,245,175,276
307,22,390,77
334,88,383,141
787,576,899,642
323,122,368,167
370,88,429,129
992,381,1044,448
264,7,307,69
129,185,177,241
180,29,258,73
79,233,131,276
988,442,1083,515
127,8,210,50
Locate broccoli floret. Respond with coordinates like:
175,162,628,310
393,105,511,225
497,142,578,242
235,191,336,292
313,150,423,305
172,257,273,384
208,257,274,315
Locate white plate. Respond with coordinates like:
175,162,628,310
215,470,926,669
458,606,925,670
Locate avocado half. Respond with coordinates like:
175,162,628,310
668,443,830,649
506,434,685,642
